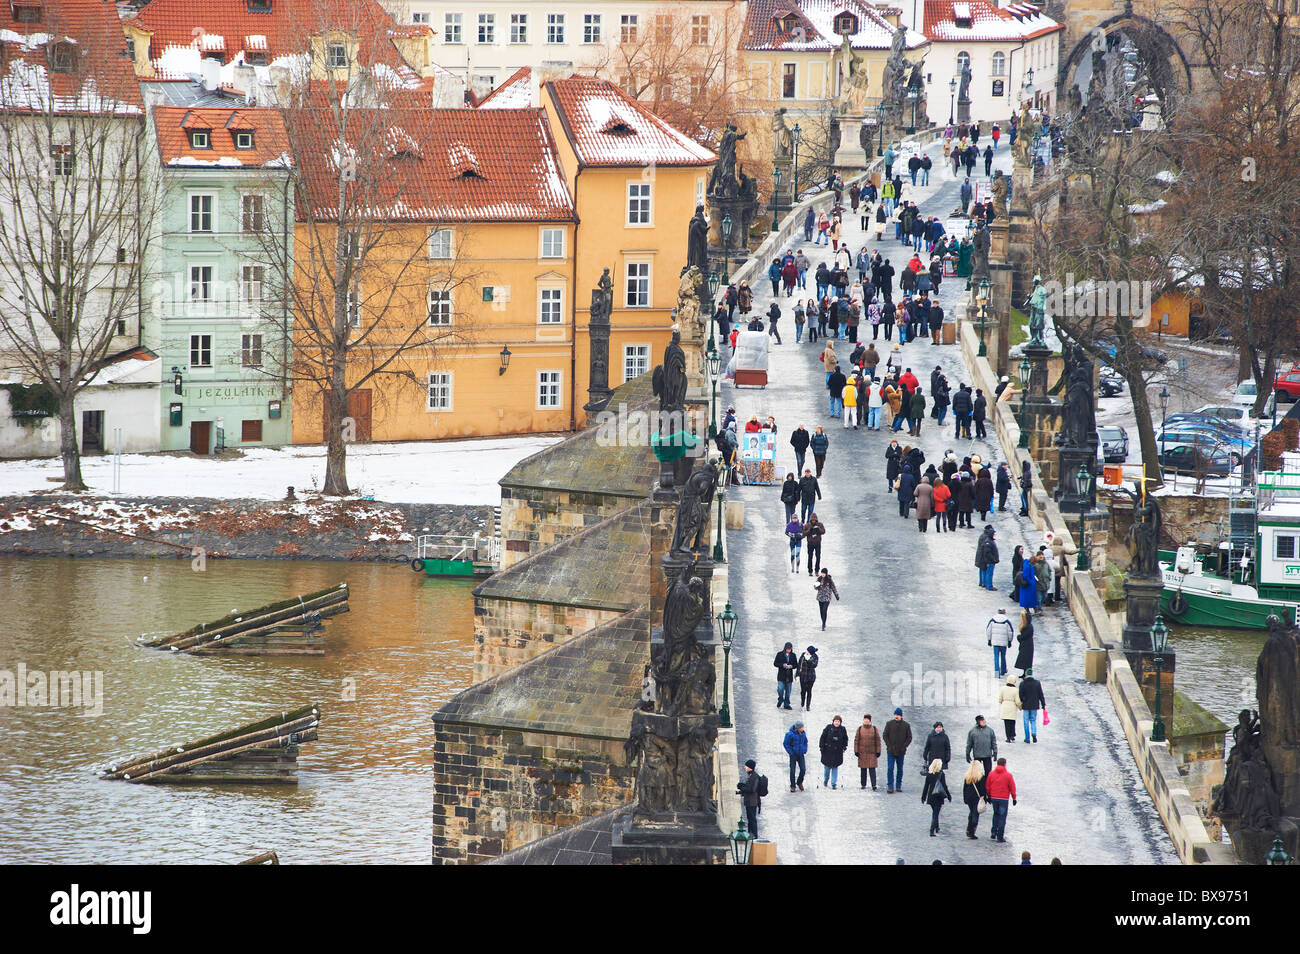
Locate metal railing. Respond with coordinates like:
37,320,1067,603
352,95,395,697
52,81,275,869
416,532,499,566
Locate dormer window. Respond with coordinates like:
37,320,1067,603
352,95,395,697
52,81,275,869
326,41,348,69
12,1,41,24
953,1,973,28
775,13,799,34
447,141,482,178
247,0,270,11
246,51,268,65
234,131,254,149
48,41,75,73
190,130,211,149
834,13,858,35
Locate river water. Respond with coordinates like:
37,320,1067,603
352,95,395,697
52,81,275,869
1169,624,1263,728
0,556,473,864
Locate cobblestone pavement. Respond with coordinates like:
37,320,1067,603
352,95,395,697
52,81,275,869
721,140,1178,865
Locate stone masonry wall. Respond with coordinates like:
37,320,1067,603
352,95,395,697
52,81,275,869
432,723,636,865
473,597,622,681
498,488,634,568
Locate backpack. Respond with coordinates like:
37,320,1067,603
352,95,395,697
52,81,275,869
757,774,769,798
1014,570,1026,588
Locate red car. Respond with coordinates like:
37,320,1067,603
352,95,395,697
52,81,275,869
1274,368,1300,402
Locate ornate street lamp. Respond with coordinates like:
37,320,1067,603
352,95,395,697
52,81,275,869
906,84,919,135
1150,614,1169,743
976,277,991,358
771,164,783,231
1022,66,1035,106
792,122,802,206
706,270,721,354
1159,385,1170,464
728,815,754,865
948,76,957,125
498,344,512,376
716,601,737,728
1267,837,1294,865
876,102,887,156
721,214,733,287
713,456,727,563
1075,462,1094,571
707,339,721,440
1017,355,1032,449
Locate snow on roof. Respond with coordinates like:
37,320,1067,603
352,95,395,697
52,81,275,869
545,76,715,168
1127,199,1166,214
154,105,292,168
745,0,928,52
246,34,268,51
923,0,1062,43
1170,252,1285,290
477,66,532,109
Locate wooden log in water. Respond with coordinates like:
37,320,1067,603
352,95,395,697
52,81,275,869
139,584,349,651
103,719,319,783
236,850,281,865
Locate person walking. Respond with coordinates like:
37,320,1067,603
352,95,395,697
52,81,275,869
983,143,994,177
897,464,917,519
790,424,810,475
883,143,896,182
963,760,988,839
819,715,849,788
923,721,951,769
842,374,859,429
810,426,830,477
803,206,816,242
976,526,1000,591
780,472,799,522
914,474,933,532
783,721,809,791
814,568,840,631
932,476,951,534
854,714,882,790
785,514,804,573
998,675,1021,743
781,258,798,297
737,281,753,317
737,759,765,837
822,338,839,383
885,439,902,490
793,301,806,343
798,467,821,523
921,759,952,836
959,176,973,214
975,467,994,522
767,301,783,344
909,387,926,436
1019,668,1046,743
965,715,998,778
768,258,782,296
1009,544,1025,599
797,645,818,710
883,708,912,793
774,641,797,709
803,513,825,575
795,249,810,290
973,388,988,439
956,472,975,529
1018,460,1033,516
952,384,972,439
986,757,1017,841
1017,558,1038,616
996,462,1012,512
986,607,1014,677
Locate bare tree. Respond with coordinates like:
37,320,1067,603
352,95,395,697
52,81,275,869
0,4,159,490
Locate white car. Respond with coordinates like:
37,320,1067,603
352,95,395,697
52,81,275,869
1193,403,1270,432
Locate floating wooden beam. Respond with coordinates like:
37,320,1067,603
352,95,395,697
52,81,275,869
139,584,348,655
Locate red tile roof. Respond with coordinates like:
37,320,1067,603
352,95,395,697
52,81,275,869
154,105,291,167
477,65,531,109
544,77,715,169
922,0,1061,43
0,0,142,113
743,0,927,52
290,107,575,223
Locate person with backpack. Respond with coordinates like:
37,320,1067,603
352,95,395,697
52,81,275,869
783,721,809,791
735,758,768,838
797,645,819,710
921,758,952,836
883,707,913,793
785,515,804,574
854,713,882,790
819,714,849,788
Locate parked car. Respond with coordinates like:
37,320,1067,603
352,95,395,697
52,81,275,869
1230,383,1278,419
1273,368,1300,403
1157,426,1254,463
1162,413,1244,439
1193,404,1258,432
1098,425,1129,463
1159,445,1234,477
1098,369,1124,397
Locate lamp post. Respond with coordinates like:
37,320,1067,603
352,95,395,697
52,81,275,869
771,164,783,231
707,269,721,354
1022,66,1035,107
721,214,733,287
948,76,957,125
716,601,737,728
876,102,887,156
1150,614,1169,742
728,815,753,865
976,277,991,358
1075,462,1093,571
707,340,721,440
713,457,727,562
907,84,919,135
498,344,512,376
1159,385,1169,465
1267,837,1294,865
1017,355,1032,449
792,123,802,206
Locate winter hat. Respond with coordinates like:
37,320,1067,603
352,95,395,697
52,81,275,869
793,721,805,730
745,759,757,769
807,645,818,654
933,721,944,728
894,707,904,716
784,641,793,650
976,715,985,723
1024,668,1033,676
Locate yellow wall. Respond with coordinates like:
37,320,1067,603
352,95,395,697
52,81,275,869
1146,289,1191,338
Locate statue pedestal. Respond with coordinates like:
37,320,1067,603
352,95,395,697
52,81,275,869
832,115,869,170
1121,576,1164,651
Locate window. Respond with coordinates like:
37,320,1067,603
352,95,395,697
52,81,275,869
235,130,254,149
472,73,496,94
326,41,348,69
427,287,452,325
540,228,564,258
241,194,264,233
189,265,213,303
427,372,452,410
626,262,650,307
688,75,706,100
547,13,564,44
991,51,1006,75
116,246,127,263
1277,535,1296,560
115,317,127,335
241,333,263,366
510,13,527,43
241,264,264,305
833,13,857,34
342,230,360,260
654,14,671,42
540,287,563,324
627,182,651,225
346,287,361,327
782,63,797,98
190,130,210,149
620,72,637,96
241,419,263,442
428,228,453,259
126,36,135,60
624,344,649,382
537,370,561,408
620,14,638,43
956,51,970,73
50,143,72,176
478,13,495,43
189,333,212,367
583,13,601,43
246,51,268,66
443,13,462,43
690,15,710,45
247,0,270,11
50,43,74,73
411,11,429,24
189,194,214,233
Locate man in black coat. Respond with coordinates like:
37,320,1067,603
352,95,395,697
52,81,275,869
878,259,895,303
802,513,826,575
736,759,763,838
923,721,952,769
952,384,974,439
973,389,988,438
798,468,821,523
828,366,847,419
774,642,797,709
790,424,811,474
1018,669,1047,741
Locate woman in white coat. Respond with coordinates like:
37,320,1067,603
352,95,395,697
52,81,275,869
998,675,1021,743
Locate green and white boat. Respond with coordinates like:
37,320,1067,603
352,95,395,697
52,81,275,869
1158,469,1300,629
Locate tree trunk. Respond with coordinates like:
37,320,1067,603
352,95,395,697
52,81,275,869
58,392,86,492
321,357,350,496
1115,317,1163,489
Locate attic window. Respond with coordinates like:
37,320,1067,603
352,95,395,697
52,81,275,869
246,51,268,65
235,131,254,149
247,0,270,11
600,117,636,136
953,1,973,27
447,141,482,178
12,1,41,24
834,13,858,34
48,41,75,73
326,41,349,69
775,13,799,34
190,130,211,149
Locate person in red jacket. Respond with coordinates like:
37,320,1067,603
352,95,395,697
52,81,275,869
931,478,952,533
899,367,920,392
985,757,1017,842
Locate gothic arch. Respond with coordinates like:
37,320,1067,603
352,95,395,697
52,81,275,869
1058,11,1194,121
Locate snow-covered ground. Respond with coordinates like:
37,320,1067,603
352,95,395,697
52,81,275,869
0,435,562,505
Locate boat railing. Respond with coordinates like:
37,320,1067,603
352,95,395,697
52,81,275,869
417,533,495,564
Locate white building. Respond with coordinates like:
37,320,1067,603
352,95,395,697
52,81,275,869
382,0,744,102
921,1,1062,126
